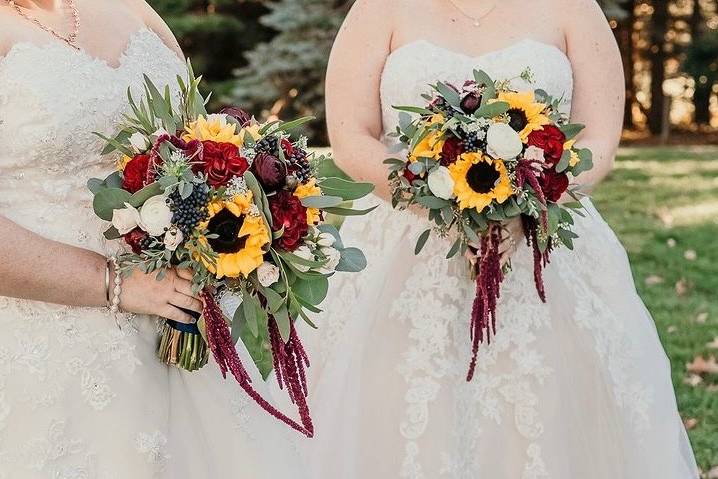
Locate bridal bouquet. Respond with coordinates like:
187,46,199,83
385,69,593,380
89,62,374,436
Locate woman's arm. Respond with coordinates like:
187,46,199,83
562,0,625,192
124,0,183,58
325,0,396,201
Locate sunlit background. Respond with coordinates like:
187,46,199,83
151,0,718,474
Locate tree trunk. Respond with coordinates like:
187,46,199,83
694,82,713,125
615,0,637,129
647,0,669,135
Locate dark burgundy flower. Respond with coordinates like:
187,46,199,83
201,140,250,187
527,125,566,166
280,138,295,158
460,92,482,114
220,107,252,127
440,136,464,166
123,228,149,254
539,169,569,202
402,164,418,184
269,191,309,251
251,152,287,191
150,134,203,176
122,154,151,193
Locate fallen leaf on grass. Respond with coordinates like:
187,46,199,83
666,238,677,248
696,312,709,324
684,249,697,261
645,275,665,286
683,374,703,387
683,417,699,430
675,278,690,296
667,325,678,334
707,338,718,350
687,355,718,375
656,208,674,226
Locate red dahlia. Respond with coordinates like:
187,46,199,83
201,140,250,187
122,154,151,193
527,125,566,166
269,191,309,251
539,169,569,202
441,136,464,166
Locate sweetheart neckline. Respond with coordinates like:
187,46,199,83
386,38,571,68
0,28,170,72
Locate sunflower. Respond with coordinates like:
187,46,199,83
293,178,323,225
117,154,132,171
496,91,549,141
448,152,512,212
183,114,249,147
563,139,580,167
409,114,446,162
196,192,270,279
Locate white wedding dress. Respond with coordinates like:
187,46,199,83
0,29,307,478
304,39,699,478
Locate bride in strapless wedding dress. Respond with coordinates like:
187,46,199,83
304,0,699,478
0,1,308,477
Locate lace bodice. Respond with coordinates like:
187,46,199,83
0,29,184,250
380,39,574,137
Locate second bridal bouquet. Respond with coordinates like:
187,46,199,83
385,69,593,381
89,62,374,436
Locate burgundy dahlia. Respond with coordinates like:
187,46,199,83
201,140,250,187
527,125,565,166
121,154,151,193
441,136,464,166
251,152,287,192
220,107,252,127
539,169,569,202
269,191,309,251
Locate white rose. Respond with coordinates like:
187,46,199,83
317,247,341,275
256,262,280,287
111,203,140,234
293,245,314,273
129,132,150,153
163,226,184,251
138,195,173,237
427,166,455,200
219,291,243,320
316,232,336,248
523,145,546,163
486,122,523,160
206,113,229,127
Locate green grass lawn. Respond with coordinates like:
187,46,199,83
592,146,718,472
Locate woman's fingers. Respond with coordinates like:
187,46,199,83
173,277,200,299
175,268,193,281
161,305,195,324
170,292,203,314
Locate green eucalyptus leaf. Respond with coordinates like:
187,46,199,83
93,188,132,221
415,229,431,255
293,276,329,306
473,101,510,118
416,196,451,209
300,195,344,209
335,247,367,272
317,177,375,201
322,205,378,216
560,123,585,140
129,182,165,208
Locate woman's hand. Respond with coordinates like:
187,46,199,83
465,217,524,268
119,267,203,324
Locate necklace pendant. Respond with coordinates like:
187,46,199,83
473,20,480,27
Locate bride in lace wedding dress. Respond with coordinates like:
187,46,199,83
304,0,699,477
0,1,307,477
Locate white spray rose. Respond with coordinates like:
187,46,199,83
317,247,341,275
523,145,546,163
486,122,523,160
316,232,336,248
293,246,314,273
111,203,140,234
427,166,455,200
129,132,150,153
163,226,184,251
257,262,281,287
138,195,173,237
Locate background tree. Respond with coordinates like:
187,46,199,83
685,0,718,126
230,0,355,143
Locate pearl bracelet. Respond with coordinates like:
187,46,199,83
107,256,122,315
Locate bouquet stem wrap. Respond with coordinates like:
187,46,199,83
157,319,209,372
200,289,314,438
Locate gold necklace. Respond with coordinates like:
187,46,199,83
7,0,80,50
446,0,496,27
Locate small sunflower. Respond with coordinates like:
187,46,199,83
197,192,270,279
183,114,245,147
117,154,132,171
448,152,512,212
293,178,323,225
409,114,446,162
496,91,549,141
563,139,580,167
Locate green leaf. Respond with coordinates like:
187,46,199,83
129,182,165,208
276,116,315,133
556,150,572,173
293,276,329,306
262,286,285,314
392,105,435,115
416,196,451,209
241,291,261,338
473,101,510,118
93,188,132,221
446,238,462,259
322,205,378,216
472,70,496,106
103,226,121,240
317,177,375,201
336,247,367,272
274,306,291,343
462,223,481,244
560,123,585,140
434,82,461,107
415,229,431,255
236,306,273,379
571,148,594,176
503,198,522,217
300,195,344,209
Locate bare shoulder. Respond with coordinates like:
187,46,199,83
551,0,609,28
118,0,183,57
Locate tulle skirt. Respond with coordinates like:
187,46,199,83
302,196,698,479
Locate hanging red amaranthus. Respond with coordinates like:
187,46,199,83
200,290,314,437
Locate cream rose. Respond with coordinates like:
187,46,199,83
293,246,314,273
163,226,184,251
316,232,336,248
111,203,140,234
138,195,173,237
427,166,455,200
129,132,150,153
317,247,341,275
486,122,523,160
523,145,546,163
257,262,280,287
